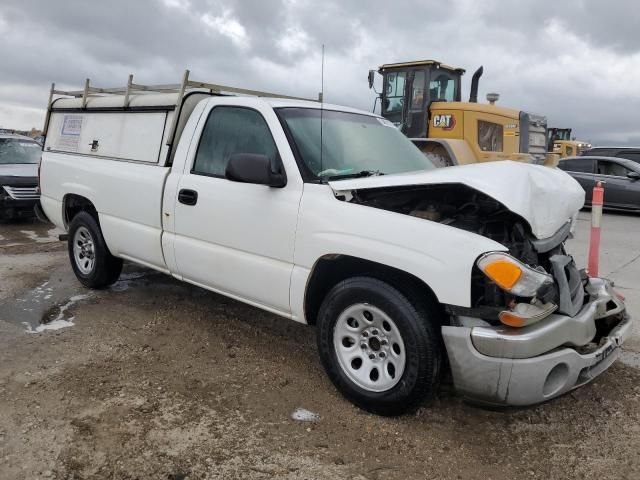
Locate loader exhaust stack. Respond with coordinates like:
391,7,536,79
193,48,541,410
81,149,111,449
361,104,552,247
469,66,483,103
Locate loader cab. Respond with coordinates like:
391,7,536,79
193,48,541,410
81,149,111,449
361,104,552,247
547,128,591,157
372,60,464,138
547,128,572,150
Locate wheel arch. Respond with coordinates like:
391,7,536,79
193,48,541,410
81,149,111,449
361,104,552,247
303,254,445,326
62,193,99,229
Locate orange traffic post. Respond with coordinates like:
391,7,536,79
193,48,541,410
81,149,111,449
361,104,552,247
588,181,604,277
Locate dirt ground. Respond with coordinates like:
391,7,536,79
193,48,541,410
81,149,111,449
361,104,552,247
1,217,640,480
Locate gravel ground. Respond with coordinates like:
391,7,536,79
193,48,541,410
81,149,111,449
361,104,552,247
1,215,639,480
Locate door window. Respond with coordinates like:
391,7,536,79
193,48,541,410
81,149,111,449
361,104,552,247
559,158,593,173
478,120,503,152
410,71,426,111
597,160,631,177
429,73,456,102
193,106,279,177
383,71,406,114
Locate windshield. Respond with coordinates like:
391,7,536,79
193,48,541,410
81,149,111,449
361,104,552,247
277,108,435,181
0,138,41,164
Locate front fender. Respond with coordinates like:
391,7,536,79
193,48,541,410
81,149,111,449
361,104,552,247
295,184,507,308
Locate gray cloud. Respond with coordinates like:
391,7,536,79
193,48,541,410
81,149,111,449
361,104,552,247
0,0,638,146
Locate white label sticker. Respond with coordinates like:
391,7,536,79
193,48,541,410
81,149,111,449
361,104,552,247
57,115,83,152
61,115,83,136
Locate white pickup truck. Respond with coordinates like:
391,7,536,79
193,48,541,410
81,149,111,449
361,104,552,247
39,74,631,415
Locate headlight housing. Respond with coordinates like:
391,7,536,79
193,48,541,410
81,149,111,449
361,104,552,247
477,252,553,298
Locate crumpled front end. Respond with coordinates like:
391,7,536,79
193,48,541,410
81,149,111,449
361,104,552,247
329,160,630,405
443,278,630,406
442,220,632,406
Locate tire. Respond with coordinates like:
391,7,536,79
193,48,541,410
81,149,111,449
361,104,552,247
67,211,122,288
317,276,442,416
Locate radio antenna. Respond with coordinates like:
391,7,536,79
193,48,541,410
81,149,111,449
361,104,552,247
319,44,324,179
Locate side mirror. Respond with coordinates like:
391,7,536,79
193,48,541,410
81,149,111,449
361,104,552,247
226,153,286,188
368,70,376,90
627,171,640,181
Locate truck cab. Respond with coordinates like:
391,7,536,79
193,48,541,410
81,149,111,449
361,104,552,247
370,60,551,167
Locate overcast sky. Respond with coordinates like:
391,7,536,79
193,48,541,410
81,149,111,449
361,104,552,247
0,0,638,145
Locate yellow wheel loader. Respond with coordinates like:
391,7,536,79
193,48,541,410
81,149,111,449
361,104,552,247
547,127,591,158
368,60,558,167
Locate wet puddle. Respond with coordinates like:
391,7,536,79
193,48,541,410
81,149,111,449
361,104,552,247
0,263,91,333
0,265,161,334
19,228,60,244
0,221,62,247
110,271,154,292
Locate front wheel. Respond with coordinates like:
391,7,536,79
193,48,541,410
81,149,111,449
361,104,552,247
68,211,122,288
316,277,442,416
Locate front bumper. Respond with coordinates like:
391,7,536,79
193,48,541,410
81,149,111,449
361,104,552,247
442,278,632,406
1,183,40,218
0,195,39,218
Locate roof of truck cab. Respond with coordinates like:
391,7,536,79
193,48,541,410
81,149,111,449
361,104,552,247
50,92,374,116
379,60,465,73
265,98,376,116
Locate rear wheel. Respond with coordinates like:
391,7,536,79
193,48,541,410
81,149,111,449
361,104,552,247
68,211,122,288
316,276,442,416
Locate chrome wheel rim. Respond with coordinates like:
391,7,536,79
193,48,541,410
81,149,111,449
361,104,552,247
73,226,96,275
333,303,406,392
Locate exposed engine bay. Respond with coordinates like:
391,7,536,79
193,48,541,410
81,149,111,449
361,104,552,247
343,183,583,323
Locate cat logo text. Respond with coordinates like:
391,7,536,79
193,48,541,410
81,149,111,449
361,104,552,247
432,114,456,131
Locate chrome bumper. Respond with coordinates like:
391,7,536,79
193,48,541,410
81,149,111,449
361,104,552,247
442,278,632,406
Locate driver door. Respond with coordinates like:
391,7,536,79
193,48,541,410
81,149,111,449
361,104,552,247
171,100,302,315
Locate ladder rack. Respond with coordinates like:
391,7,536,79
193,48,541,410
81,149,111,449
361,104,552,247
43,69,320,146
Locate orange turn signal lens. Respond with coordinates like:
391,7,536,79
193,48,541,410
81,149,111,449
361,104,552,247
498,311,526,327
483,260,522,290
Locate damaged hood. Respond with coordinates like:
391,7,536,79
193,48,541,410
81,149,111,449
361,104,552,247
329,161,585,239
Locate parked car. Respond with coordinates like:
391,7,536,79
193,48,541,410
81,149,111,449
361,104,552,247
0,134,41,220
38,74,631,415
581,146,640,164
558,156,640,211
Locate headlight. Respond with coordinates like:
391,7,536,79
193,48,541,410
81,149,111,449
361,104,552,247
477,252,553,297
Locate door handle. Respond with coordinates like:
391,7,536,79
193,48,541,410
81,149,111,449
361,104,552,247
178,189,198,206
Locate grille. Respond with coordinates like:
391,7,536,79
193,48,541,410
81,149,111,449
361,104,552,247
2,185,40,200
519,111,548,162
527,115,548,159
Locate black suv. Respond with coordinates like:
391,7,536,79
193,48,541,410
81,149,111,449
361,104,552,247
581,147,640,164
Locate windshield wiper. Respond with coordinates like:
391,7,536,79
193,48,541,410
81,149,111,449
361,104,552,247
324,170,384,181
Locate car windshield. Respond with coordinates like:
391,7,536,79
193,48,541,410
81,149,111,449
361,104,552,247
0,138,41,164
277,108,434,181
